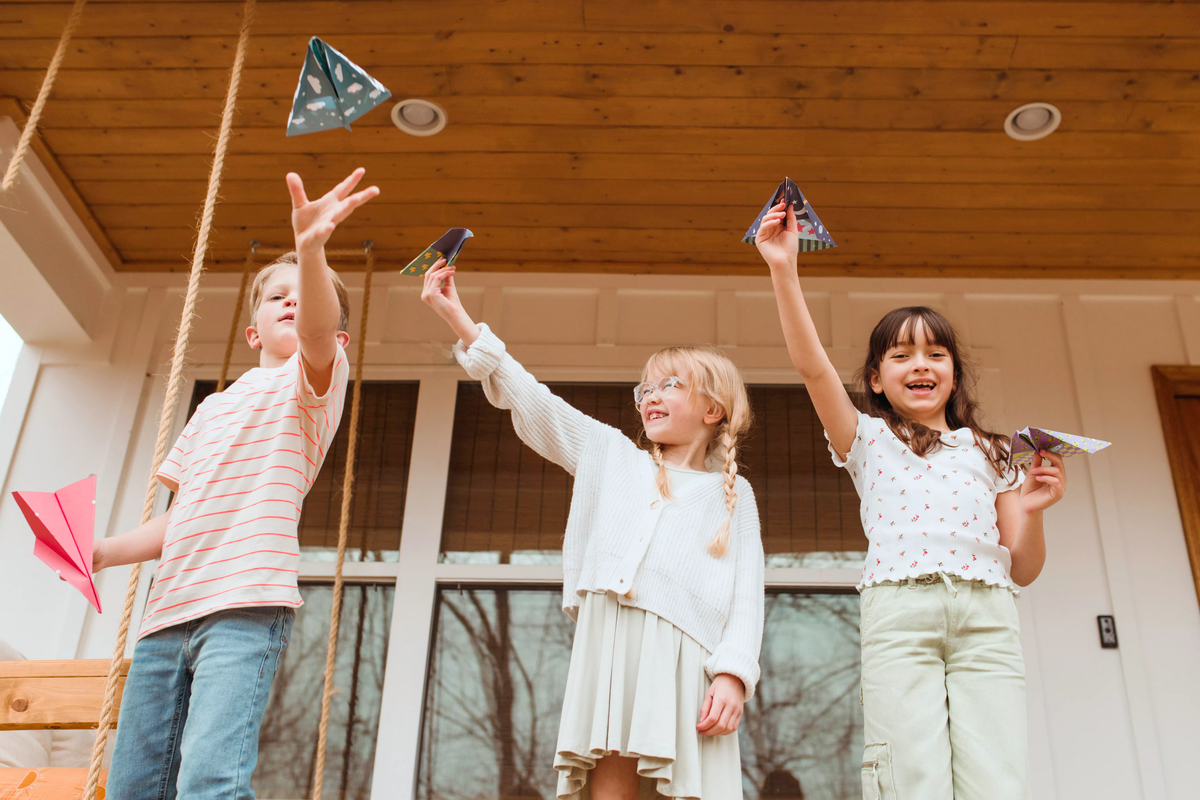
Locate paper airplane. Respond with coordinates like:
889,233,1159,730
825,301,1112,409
402,228,474,276
743,177,837,252
1009,427,1111,470
13,475,101,612
286,37,391,136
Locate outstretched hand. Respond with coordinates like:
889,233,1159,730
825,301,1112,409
287,168,379,254
755,200,799,268
697,674,745,737
1021,450,1067,514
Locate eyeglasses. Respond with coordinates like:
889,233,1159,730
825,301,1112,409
634,376,687,408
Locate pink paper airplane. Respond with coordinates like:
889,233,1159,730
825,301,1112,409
12,475,101,612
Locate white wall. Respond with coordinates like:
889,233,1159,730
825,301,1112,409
0,271,1197,800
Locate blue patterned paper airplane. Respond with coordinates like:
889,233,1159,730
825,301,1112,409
287,38,391,136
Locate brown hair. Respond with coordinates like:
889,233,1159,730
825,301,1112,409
638,346,754,557
859,307,1012,477
249,251,350,332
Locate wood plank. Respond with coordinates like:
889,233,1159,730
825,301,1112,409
580,1,1200,38
34,96,1200,131
104,226,1200,259
0,66,451,100
7,64,1200,103
73,179,1200,210
56,152,1200,185
0,1,587,37
0,768,107,800
0,677,126,730
0,32,1023,70
1013,36,1200,71
0,660,130,679
90,203,1200,237
40,126,1200,161
117,255,1200,280
4,1,1195,39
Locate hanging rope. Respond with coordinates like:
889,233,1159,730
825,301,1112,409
312,241,374,800
217,241,259,392
1,0,87,192
84,2,257,798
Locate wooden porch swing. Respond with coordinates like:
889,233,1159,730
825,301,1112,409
1,2,376,797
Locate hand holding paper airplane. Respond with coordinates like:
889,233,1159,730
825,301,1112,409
1009,427,1111,470
12,475,102,612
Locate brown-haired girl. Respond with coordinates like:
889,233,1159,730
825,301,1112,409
755,201,1068,800
421,261,765,800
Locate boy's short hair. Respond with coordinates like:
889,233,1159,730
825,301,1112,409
249,252,350,333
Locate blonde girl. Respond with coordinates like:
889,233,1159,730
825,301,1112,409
421,260,765,800
755,201,1068,800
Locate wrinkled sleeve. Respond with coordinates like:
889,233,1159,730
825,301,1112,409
454,323,601,476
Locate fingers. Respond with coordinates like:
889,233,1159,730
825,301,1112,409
334,167,366,200
696,693,719,733
715,703,737,736
331,186,381,223
785,202,798,232
286,173,308,209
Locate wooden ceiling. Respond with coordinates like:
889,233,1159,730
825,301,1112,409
2,0,1199,279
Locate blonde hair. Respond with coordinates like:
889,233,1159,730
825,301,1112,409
249,251,351,332
639,346,753,557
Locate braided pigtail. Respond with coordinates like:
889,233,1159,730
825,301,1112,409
650,440,672,501
707,422,740,557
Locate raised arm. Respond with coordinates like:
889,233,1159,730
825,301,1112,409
288,168,379,395
421,262,600,474
756,201,858,456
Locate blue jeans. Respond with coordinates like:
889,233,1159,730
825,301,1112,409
107,606,294,800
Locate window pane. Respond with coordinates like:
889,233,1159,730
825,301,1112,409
254,582,394,800
439,383,640,564
743,386,866,568
439,382,864,566
187,381,419,562
417,588,862,800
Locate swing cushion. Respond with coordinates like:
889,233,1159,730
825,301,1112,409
0,767,107,798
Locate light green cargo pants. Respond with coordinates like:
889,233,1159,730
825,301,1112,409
859,576,1029,800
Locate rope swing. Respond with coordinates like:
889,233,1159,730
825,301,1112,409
84,2,258,798
312,241,375,800
1,0,87,192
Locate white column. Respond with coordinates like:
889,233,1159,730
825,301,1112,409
1060,295,1166,800
370,373,460,800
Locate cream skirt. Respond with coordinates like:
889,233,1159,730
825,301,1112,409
554,591,742,800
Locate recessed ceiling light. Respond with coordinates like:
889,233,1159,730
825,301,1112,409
1004,102,1061,141
392,99,447,136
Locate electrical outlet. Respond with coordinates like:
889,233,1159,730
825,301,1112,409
1097,615,1118,649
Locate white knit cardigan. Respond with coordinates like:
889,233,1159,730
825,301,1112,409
455,324,766,697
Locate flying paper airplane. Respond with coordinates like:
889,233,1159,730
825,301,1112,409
743,177,837,252
13,475,101,612
287,37,391,136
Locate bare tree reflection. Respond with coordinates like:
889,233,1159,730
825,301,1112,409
741,593,863,800
255,584,394,800
418,589,862,800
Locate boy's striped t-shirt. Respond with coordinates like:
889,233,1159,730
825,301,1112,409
141,346,349,639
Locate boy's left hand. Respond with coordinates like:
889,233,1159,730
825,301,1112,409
1021,450,1067,514
287,168,379,254
697,674,745,736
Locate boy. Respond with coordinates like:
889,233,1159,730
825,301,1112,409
93,168,378,799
